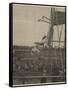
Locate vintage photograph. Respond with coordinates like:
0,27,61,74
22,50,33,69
9,3,66,86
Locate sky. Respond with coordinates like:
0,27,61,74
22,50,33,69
13,4,65,47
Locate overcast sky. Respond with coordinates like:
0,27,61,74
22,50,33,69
13,4,65,46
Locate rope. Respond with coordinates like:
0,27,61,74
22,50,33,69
55,8,60,47
55,8,64,71
59,25,63,47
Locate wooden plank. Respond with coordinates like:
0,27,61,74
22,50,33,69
13,75,65,79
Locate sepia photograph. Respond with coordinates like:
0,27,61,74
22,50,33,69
9,3,66,87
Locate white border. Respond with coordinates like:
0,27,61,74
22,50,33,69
13,82,66,87
0,0,68,89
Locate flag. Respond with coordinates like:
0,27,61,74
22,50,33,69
53,11,65,25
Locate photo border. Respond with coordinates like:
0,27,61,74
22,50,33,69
9,3,66,87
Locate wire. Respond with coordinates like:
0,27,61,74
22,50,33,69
41,16,51,21
38,19,51,24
